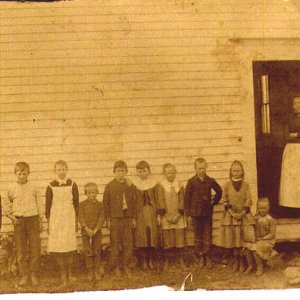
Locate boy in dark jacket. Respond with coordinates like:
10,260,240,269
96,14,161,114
184,157,222,269
103,160,136,278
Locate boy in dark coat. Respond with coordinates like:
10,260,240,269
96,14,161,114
184,157,222,269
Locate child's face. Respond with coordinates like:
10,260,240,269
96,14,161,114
231,164,243,180
258,202,270,217
55,164,68,179
114,167,127,181
137,167,150,180
164,166,176,182
15,168,29,184
195,162,207,178
293,97,300,114
86,187,98,201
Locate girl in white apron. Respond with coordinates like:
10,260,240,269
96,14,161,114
45,160,79,288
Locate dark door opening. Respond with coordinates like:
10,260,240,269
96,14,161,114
253,61,300,218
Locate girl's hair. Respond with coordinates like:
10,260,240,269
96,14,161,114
136,160,151,172
229,160,245,179
162,163,176,173
84,182,98,194
14,161,30,174
54,160,68,170
113,160,128,172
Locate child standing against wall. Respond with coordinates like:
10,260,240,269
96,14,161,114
7,162,43,287
78,182,105,282
217,160,256,274
103,160,136,278
157,163,187,272
45,160,79,288
132,160,159,271
184,157,222,269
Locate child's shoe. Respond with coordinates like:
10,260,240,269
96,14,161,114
163,259,170,273
205,255,213,270
244,250,254,275
179,257,188,271
148,257,154,270
58,271,68,289
197,255,205,269
142,258,147,271
232,257,239,272
123,266,132,279
18,274,28,287
237,257,245,274
30,273,39,286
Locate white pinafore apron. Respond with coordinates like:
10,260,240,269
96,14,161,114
279,143,300,208
47,182,77,253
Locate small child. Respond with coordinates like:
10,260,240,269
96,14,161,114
250,197,278,276
45,160,79,288
157,163,187,272
132,160,159,271
78,182,105,282
184,157,222,269
103,160,137,278
6,162,43,286
217,160,256,274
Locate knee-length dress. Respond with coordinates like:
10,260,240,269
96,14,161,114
45,179,79,253
216,180,255,248
157,179,186,249
133,178,158,248
249,214,277,260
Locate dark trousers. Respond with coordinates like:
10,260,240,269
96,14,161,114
192,216,212,256
82,231,102,272
109,217,133,269
14,215,41,276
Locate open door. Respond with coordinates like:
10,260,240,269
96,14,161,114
253,61,300,218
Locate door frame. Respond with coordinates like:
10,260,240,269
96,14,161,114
229,38,300,213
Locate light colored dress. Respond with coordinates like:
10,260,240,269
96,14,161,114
47,179,78,253
133,177,158,248
216,180,255,248
250,214,277,260
158,179,186,248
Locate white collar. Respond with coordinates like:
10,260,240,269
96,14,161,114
132,177,157,191
160,179,181,193
56,177,68,185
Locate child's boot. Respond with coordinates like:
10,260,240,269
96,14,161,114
163,258,170,273
18,274,28,287
95,264,104,281
237,256,245,274
123,265,132,279
205,254,213,270
30,272,39,286
148,255,154,270
179,256,188,271
253,252,263,276
66,255,76,283
141,258,147,271
232,256,239,272
244,249,254,275
198,254,205,269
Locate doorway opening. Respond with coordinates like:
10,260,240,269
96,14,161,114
253,60,300,218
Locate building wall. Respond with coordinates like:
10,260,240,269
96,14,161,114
1,0,300,250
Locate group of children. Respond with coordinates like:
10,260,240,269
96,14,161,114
4,158,278,288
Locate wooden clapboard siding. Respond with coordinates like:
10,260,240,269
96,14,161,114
1,0,300,252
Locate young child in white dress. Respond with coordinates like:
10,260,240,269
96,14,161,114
157,163,187,272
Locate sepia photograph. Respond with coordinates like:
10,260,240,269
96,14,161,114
0,0,300,295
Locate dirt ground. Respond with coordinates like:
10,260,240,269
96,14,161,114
0,244,299,294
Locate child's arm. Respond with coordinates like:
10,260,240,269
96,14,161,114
94,205,105,234
210,179,223,205
45,185,53,234
34,187,44,232
184,180,192,217
103,185,111,229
